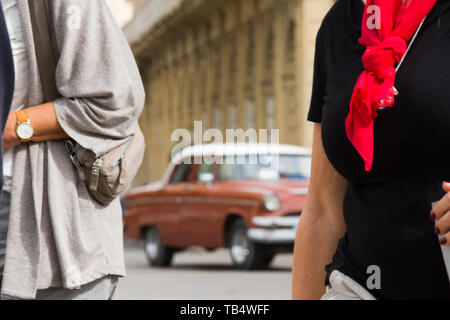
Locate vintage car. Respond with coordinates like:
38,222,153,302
123,143,311,270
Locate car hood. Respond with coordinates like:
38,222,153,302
217,179,309,196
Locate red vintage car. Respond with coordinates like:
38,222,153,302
124,143,311,270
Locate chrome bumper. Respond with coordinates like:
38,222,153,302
247,216,300,244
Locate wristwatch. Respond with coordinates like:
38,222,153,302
15,110,34,143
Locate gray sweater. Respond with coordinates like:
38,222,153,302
1,0,145,299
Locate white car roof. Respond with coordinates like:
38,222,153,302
172,143,311,164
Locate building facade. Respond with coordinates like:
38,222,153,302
123,0,335,185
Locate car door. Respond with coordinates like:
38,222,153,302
157,161,194,247
178,160,220,248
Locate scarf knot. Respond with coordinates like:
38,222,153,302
358,36,407,116
362,36,406,77
345,0,437,172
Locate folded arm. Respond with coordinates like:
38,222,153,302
2,102,69,150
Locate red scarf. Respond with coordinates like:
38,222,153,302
346,0,437,172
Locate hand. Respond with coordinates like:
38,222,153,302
2,112,21,151
430,181,450,247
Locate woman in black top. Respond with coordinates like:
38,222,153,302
292,0,450,300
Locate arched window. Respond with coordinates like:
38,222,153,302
246,22,255,76
230,33,238,81
286,19,296,64
265,23,275,72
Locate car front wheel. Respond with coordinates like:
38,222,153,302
228,219,267,270
143,227,174,267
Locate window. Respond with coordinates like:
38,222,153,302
214,105,222,129
196,162,215,183
266,97,275,131
229,104,237,129
245,100,255,129
218,154,311,181
170,163,192,184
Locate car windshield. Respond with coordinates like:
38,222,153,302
219,154,311,181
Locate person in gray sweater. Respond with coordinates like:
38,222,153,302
0,0,145,300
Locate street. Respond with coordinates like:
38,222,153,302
114,242,293,300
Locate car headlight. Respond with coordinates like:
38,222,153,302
264,193,281,211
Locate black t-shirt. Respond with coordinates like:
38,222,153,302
309,0,450,299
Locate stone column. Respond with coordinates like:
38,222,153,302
236,4,246,130
254,12,265,131
297,0,335,148
274,2,287,144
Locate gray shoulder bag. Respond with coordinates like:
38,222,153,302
29,0,146,205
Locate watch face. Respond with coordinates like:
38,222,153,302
17,123,34,140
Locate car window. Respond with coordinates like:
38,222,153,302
219,159,258,180
196,162,215,182
219,154,311,181
170,163,192,184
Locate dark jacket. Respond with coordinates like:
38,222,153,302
0,3,14,190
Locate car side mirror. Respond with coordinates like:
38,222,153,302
198,172,214,184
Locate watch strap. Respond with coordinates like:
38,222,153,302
16,110,29,124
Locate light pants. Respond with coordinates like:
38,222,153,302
321,270,377,300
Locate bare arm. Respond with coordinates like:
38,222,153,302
2,102,69,150
292,123,348,300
